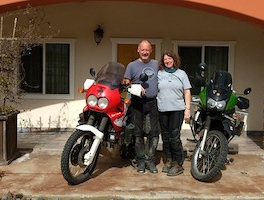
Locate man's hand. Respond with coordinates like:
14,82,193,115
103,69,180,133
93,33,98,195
122,78,131,85
141,86,146,96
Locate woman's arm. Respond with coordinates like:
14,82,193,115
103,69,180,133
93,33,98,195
184,89,192,119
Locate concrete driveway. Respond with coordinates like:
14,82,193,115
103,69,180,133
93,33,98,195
0,129,263,200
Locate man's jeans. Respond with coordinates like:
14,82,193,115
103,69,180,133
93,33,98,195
130,97,159,164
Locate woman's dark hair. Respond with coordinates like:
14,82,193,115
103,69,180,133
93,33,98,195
159,50,181,70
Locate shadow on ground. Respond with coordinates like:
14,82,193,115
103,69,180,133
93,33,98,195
247,132,263,149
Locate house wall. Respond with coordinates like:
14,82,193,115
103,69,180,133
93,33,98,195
17,1,264,131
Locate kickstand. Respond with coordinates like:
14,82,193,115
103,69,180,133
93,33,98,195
226,157,234,165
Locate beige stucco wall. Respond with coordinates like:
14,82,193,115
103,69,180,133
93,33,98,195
17,1,264,131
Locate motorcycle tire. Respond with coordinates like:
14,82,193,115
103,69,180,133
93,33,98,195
191,130,228,182
61,130,100,185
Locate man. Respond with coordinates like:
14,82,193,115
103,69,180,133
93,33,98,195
123,40,159,173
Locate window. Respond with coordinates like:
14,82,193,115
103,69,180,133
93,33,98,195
22,45,43,93
173,41,235,95
21,39,75,99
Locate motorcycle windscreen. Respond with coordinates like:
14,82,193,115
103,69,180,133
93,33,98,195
213,70,232,90
95,62,125,89
208,70,232,101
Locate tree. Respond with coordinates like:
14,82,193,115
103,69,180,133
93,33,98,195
0,5,53,115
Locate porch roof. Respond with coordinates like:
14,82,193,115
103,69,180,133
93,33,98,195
0,0,264,28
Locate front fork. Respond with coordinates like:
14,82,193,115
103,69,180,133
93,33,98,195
77,115,108,166
199,115,211,157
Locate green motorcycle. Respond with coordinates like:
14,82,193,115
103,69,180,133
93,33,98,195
190,66,251,182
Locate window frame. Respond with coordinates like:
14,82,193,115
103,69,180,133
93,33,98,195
172,40,236,86
24,38,76,100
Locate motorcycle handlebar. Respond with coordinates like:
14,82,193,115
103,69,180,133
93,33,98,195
119,83,130,92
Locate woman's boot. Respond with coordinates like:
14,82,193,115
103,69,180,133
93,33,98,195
167,161,184,176
162,158,172,173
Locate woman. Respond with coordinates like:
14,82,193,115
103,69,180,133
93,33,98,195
157,50,192,176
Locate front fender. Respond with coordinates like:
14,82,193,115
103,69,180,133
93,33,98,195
76,125,104,142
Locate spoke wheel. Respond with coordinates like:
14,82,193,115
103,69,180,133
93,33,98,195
61,130,100,185
191,130,228,182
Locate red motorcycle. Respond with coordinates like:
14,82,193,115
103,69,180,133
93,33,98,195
61,62,146,185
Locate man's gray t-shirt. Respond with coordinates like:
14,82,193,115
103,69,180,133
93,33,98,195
157,68,192,112
124,59,158,98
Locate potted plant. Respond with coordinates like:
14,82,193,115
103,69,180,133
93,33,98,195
0,6,52,165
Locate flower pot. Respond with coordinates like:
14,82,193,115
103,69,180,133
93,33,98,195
0,111,19,165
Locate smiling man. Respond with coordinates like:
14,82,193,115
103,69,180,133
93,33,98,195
123,40,159,174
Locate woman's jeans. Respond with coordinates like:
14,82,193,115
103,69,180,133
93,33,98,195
130,97,159,164
159,110,184,165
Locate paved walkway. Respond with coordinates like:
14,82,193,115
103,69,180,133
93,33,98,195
0,129,263,199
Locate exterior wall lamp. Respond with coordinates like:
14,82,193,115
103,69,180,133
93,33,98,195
93,25,104,45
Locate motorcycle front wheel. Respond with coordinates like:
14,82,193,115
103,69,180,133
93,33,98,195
61,130,100,185
191,130,228,182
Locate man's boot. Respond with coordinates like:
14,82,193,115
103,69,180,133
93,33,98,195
145,136,159,173
167,161,184,176
137,161,145,173
146,161,158,173
162,158,172,173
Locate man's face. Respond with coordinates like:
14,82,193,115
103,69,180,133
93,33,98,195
137,41,152,63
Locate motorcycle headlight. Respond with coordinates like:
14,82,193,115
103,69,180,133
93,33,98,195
216,100,226,110
98,97,109,109
87,95,97,107
207,98,226,111
207,98,216,109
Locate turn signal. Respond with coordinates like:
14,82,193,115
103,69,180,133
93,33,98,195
124,98,131,104
78,87,84,93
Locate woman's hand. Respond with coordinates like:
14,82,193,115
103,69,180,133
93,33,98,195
184,108,191,123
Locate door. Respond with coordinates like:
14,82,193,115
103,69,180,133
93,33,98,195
117,44,156,67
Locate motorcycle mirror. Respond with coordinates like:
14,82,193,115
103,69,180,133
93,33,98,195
244,87,251,95
139,73,148,82
90,68,96,77
199,63,207,71
198,63,207,78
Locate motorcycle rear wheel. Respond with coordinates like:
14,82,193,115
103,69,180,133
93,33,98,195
61,130,100,185
191,130,228,182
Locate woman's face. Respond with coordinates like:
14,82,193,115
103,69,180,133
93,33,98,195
163,54,175,68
